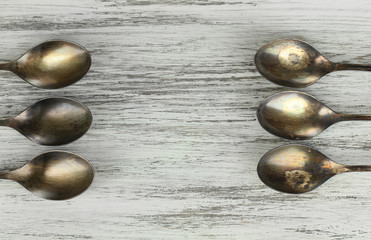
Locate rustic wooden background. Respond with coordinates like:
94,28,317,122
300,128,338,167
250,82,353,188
1,0,371,239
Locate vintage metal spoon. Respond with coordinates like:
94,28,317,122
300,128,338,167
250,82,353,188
1,97,92,145
0,41,91,89
0,151,94,200
255,39,371,88
258,144,371,194
257,91,371,140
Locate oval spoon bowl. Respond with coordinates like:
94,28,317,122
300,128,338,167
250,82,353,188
258,144,371,194
2,97,92,145
255,39,371,88
0,41,91,89
1,151,94,200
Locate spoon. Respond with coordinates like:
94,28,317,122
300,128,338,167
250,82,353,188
0,151,94,200
0,41,91,89
258,144,371,194
1,97,92,145
257,91,371,140
255,39,371,88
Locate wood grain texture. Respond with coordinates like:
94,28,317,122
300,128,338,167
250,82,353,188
1,0,371,239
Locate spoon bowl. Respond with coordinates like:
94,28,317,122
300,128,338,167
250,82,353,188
255,39,371,88
2,97,92,145
257,91,371,140
258,144,371,194
0,41,91,89
0,151,94,200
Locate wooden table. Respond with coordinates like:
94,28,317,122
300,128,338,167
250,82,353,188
1,0,371,239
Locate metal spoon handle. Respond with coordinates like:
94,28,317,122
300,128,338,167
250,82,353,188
335,63,371,72
337,114,371,121
344,165,371,172
0,119,10,126
0,171,24,181
0,172,10,179
0,62,12,71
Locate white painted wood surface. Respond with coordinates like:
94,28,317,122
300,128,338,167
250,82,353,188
1,0,371,239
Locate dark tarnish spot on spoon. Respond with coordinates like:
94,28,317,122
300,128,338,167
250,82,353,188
284,170,313,191
278,46,310,71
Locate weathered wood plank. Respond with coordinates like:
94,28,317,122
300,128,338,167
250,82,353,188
0,0,370,239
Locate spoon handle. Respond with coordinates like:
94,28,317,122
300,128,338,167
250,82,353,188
345,165,371,172
337,114,371,121
0,62,12,71
336,63,371,72
0,172,10,179
0,119,10,126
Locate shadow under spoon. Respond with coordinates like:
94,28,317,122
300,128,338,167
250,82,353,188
0,41,91,89
255,39,371,88
0,97,92,145
257,91,371,140
0,151,94,200
258,144,371,194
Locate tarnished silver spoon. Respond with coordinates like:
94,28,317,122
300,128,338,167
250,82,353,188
0,41,91,89
258,144,371,194
257,91,371,140
255,39,371,88
1,97,92,145
0,151,94,200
